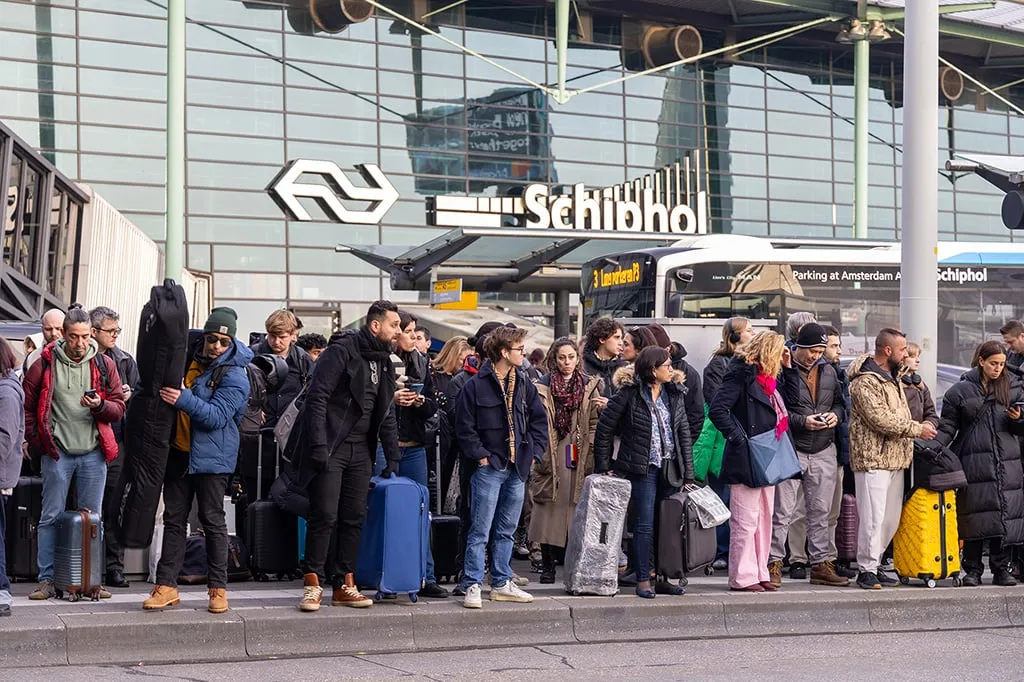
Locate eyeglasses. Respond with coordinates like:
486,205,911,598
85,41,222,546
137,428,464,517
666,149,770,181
659,361,673,368
204,334,231,348
96,327,121,335
509,346,525,353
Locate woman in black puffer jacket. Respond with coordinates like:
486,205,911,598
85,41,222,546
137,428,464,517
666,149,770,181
594,347,694,599
936,340,1024,586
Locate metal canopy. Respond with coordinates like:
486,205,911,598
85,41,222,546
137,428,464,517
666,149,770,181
337,227,680,293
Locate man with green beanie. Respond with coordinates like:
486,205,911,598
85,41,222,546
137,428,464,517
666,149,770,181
23,304,126,601
144,307,252,615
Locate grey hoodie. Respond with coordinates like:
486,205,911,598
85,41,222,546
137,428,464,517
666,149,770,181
51,339,100,456
0,369,26,491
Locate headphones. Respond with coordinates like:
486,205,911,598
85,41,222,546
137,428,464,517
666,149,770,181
726,318,742,345
901,373,922,386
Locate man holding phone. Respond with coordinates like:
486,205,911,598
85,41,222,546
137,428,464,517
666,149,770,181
769,323,849,588
23,304,126,601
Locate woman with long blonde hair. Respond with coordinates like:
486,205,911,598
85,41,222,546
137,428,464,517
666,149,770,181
709,331,795,592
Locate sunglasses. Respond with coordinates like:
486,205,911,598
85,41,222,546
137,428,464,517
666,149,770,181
204,334,231,348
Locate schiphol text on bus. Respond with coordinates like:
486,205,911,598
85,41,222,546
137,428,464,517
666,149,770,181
793,266,990,284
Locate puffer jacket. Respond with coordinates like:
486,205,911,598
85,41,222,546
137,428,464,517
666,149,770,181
582,348,624,399
781,357,845,455
173,339,253,475
848,355,925,472
902,374,939,427
593,366,694,482
702,354,731,406
935,368,1024,543
530,373,601,505
672,356,705,442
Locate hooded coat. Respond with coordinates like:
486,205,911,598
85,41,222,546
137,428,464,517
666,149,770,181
934,368,1024,543
0,369,25,490
593,365,694,482
847,355,925,472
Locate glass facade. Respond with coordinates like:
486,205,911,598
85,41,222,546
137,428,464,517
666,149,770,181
1,0,1021,331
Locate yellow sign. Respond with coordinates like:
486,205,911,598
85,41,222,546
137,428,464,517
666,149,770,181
592,261,642,289
431,278,463,305
439,291,479,310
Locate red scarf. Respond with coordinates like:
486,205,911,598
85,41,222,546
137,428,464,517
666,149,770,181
550,370,584,439
757,371,789,440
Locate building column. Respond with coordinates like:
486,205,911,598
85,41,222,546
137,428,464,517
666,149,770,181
553,290,571,339
901,1,939,389
165,0,186,282
853,37,869,239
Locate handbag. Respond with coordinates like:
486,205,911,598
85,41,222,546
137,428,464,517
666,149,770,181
684,483,731,528
747,429,801,488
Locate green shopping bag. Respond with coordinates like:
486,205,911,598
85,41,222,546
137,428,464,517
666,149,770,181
692,405,726,484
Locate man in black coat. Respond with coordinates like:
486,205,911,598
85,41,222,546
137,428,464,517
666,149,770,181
297,301,402,613
769,323,848,588
90,306,141,589
246,310,313,500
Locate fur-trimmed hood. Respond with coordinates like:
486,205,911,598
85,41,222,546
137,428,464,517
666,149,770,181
612,364,686,390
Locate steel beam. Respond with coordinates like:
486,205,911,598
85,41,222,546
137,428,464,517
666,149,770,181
165,0,185,283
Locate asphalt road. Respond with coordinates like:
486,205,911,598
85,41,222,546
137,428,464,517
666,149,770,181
6,628,1024,681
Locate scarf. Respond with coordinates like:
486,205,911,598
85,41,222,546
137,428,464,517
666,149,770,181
357,326,392,363
756,371,789,440
498,367,518,463
550,370,584,439
462,356,479,375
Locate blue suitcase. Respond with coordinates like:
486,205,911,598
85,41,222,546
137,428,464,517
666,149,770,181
355,476,429,602
54,509,104,601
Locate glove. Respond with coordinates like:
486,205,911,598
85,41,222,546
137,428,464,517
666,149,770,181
309,448,329,473
380,463,395,479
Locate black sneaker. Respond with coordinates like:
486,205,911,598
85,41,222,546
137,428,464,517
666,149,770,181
452,585,466,597
420,582,450,598
857,571,881,590
961,572,981,587
789,562,807,580
993,570,1018,587
835,562,858,579
876,570,899,586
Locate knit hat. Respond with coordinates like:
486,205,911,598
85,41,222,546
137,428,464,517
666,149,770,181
646,323,672,349
204,306,238,338
794,322,829,349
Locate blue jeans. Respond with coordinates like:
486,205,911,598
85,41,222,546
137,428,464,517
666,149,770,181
397,445,436,584
38,451,107,582
373,444,386,477
627,468,660,583
460,464,524,590
708,472,731,562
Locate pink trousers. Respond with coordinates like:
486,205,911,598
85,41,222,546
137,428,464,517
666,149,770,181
728,484,775,589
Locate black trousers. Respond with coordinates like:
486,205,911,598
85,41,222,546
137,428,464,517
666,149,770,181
302,441,372,587
155,456,231,588
963,537,1013,575
102,445,126,574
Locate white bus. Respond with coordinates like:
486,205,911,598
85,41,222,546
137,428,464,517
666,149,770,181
581,234,1024,370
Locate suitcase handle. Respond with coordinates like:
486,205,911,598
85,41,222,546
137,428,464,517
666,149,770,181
599,522,608,545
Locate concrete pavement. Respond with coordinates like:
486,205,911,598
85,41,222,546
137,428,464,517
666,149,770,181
3,569,1024,668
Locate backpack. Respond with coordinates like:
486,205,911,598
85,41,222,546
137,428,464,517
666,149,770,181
40,352,111,392
208,355,284,436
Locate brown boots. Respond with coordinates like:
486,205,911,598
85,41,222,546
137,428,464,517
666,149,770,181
810,561,850,587
332,573,373,608
142,585,229,613
299,573,324,612
207,587,229,614
768,560,783,588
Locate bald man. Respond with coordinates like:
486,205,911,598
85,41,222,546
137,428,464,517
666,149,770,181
24,309,66,370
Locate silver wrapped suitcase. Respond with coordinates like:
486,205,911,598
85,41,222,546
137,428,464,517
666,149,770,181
563,474,631,596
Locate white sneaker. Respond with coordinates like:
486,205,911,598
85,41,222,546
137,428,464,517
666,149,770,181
490,580,534,603
463,584,482,609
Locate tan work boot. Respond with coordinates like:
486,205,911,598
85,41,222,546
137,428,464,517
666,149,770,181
810,561,851,587
207,587,229,614
332,573,373,608
143,585,181,610
299,573,323,612
768,560,783,588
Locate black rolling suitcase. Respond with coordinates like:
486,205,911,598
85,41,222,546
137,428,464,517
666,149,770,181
657,489,717,579
430,436,461,584
246,431,298,580
5,476,42,581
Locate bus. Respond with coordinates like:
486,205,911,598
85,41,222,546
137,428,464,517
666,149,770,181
581,234,1024,370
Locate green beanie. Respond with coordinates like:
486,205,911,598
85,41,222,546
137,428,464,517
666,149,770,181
204,306,238,338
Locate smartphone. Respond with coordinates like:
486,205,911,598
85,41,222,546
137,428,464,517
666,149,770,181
1012,401,1024,409
813,414,829,424
84,389,98,398
409,383,424,395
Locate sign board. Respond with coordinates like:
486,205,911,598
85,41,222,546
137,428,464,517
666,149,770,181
438,291,479,310
266,161,398,223
430,278,463,305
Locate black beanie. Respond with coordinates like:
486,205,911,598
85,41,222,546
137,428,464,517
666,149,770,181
794,322,829,349
204,306,238,338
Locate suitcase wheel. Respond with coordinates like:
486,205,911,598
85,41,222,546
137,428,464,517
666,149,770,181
925,579,937,589
899,576,910,585
409,592,418,603
255,573,271,583
704,566,714,577
951,575,963,587
374,591,383,602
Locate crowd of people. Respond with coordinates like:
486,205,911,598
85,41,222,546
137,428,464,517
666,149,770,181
2,301,1024,618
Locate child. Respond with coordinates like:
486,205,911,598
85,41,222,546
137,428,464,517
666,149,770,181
902,342,939,427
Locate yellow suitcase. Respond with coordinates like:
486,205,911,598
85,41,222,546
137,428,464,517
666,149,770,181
893,488,961,587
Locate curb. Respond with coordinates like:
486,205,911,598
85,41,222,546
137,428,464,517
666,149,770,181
2,588,1022,667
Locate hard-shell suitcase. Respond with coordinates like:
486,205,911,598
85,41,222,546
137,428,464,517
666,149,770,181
246,432,298,579
54,509,104,601
836,493,859,563
355,476,429,601
4,476,42,581
658,490,717,579
894,488,961,587
563,474,631,596
430,440,460,584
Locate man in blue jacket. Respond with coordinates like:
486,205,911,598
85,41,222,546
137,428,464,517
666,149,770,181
143,307,252,615
455,325,548,609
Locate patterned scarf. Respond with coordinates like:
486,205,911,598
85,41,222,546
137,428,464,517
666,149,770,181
500,367,518,463
756,371,789,440
550,370,584,439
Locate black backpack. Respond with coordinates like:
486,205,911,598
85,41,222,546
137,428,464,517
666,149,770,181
209,355,284,436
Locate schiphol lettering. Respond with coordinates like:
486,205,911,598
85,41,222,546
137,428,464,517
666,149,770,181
789,266,988,285
523,183,705,234
936,266,988,284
